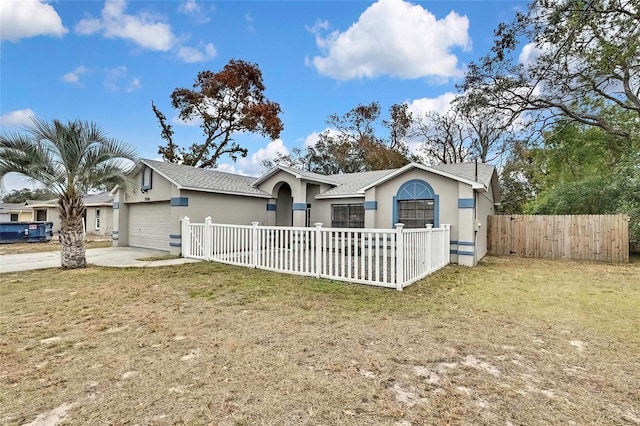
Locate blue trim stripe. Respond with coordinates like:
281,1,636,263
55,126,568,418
170,197,189,207
458,241,474,246
169,242,182,247
112,202,120,209
112,236,119,241
450,249,475,256
458,198,475,208
112,230,119,234
266,204,277,211
364,201,378,210
169,234,181,239
292,203,307,211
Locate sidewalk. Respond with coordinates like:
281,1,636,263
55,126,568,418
0,247,200,273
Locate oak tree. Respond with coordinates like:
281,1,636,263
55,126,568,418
461,0,640,140
153,59,284,168
265,102,412,174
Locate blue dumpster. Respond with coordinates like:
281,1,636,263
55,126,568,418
0,222,54,243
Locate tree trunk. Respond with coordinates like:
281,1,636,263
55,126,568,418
58,195,86,269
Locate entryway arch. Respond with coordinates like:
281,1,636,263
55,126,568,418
274,182,293,226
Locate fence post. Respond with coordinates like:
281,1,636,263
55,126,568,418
204,216,212,261
251,222,259,268
426,223,433,273
181,216,190,258
315,223,323,278
443,224,451,264
395,223,405,291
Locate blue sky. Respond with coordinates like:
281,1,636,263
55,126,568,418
0,0,527,193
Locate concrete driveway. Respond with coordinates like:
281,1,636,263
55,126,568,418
0,247,201,274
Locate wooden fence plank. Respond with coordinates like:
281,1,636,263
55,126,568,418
488,214,629,263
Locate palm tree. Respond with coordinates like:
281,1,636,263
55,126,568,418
0,118,137,268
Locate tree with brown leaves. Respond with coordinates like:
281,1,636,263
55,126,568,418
153,59,284,168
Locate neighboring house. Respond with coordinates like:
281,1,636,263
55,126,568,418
113,159,501,266
83,192,114,237
10,193,114,237
25,199,60,233
0,203,33,222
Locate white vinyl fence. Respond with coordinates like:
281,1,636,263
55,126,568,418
182,217,451,290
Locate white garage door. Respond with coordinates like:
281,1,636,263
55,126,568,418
128,202,172,251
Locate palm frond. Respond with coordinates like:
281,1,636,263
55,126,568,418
1,118,138,198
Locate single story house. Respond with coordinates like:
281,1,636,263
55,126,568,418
1,193,114,238
82,192,115,237
112,159,500,266
0,203,33,222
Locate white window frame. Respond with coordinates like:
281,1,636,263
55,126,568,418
95,208,101,230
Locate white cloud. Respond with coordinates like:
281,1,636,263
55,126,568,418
0,109,35,128
104,66,141,92
0,0,67,42
302,128,340,148
518,42,548,66
245,12,255,32
75,0,175,51
179,0,199,14
303,131,322,148
178,0,210,23
406,92,457,117
218,139,289,176
177,43,217,63
308,0,471,80
63,66,88,84
74,18,102,35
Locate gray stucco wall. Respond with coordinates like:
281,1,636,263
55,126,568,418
313,197,366,228
127,168,173,203
370,169,461,234
475,184,496,260
181,190,269,225
85,206,113,236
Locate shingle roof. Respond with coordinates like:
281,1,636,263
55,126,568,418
141,159,271,198
430,162,495,187
276,165,343,184
25,199,57,206
0,202,32,212
83,192,114,205
316,169,397,197
139,159,496,200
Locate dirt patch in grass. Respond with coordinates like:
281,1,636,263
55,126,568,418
0,240,112,255
1,257,638,425
135,254,181,262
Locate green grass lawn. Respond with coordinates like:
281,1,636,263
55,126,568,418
1,256,638,425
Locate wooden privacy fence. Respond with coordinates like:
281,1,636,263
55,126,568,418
182,217,451,290
488,215,629,263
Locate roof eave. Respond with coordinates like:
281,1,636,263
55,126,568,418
315,193,365,200
84,202,114,207
361,163,488,191
179,186,272,199
137,159,183,189
252,166,338,187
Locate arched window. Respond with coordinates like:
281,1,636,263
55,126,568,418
393,179,439,228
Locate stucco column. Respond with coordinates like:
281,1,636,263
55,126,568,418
112,188,129,247
457,183,476,266
169,187,187,256
364,187,377,228
292,180,308,227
